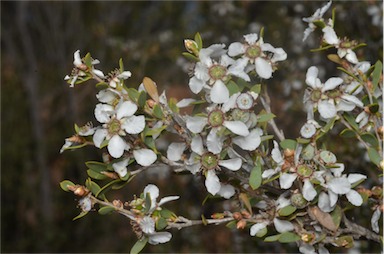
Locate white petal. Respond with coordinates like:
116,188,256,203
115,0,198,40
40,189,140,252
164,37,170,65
233,129,261,150
341,94,363,108
322,26,340,45
140,216,155,234
305,66,321,89
318,192,333,212
273,218,294,233
217,183,236,199
73,50,82,67
330,163,344,177
255,58,272,79
228,42,245,57
318,100,337,119
262,169,278,179
93,129,108,148
205,170,221,195
303,179,317,201
92,69,105,78
250,222,267,236
329,190,338,208
94,104,114,123
336,100,356,112
191,135,204,155
223,120,249,136
328,177,351,194
134,149,157,166
112,158,129,178
108,135,128,158
346,189,363,206
347,173,367,184
123,115,145,134
272,141,283,165
194,62,210,81
323,77,343,91
189,76,205,94
96,89,117,103
207,129,223,154
218,158,242,171
300,122,317,138
148,232,172,245
176,98,196,108
186,116,207,133
244,33,258,45
116,101,138,119
158,196,180,206
272,47,287,62
279,173,297,189
143,184,160,201
299,243,316,254
228,58,250,81
222,92,239,113
211,80,229,104
371,207,381,233
167,142,186,161
117,71,132,79
346,50,358,64
318,245,330,254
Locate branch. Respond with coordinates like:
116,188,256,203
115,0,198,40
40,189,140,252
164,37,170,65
342,214,381,243
167,216,234,230
260,89,285,141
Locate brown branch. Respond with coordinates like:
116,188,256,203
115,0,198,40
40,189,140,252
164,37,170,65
342,214,381,243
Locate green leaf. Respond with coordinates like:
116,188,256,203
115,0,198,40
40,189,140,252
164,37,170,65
87,169,108,180
296,137,311,144
153,104,164,119
368,103,379,114
60,180,75,192
327,54,342,65
260,135,274,142
361,133,379,148
257,113,275,123
119,58,124,72
280,139,297,150
182,52,199,62
340,129,356,138
128,88,140,103
144,137,157,151
278,232,300,243
264,234,281,242
249,162,262,190
169,97,179,113
331,205,342,230
250,84,261,94
343,113,359,131
194,32,203,49
334,235,354,248
368,148,382,167
156,217,167,231
144,193,152,214
73,211,88,221
278,205,297,216
239,193,252,214
138,91,147,108
95,179,121,198
256,227,268,237
372,60,382,91
84,53,92,67
225,220,237,229
227,80,240,96
313,19,326,28
143,77,159,102
86,161,108,173
98,206,115,215
130,238,148,254
321,117,337,133
85,178,102,197
160,209,174,219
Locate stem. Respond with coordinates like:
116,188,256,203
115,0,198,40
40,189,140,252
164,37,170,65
340,117,370,150
342,214,381,243
166,216,234,230
260,88,285,141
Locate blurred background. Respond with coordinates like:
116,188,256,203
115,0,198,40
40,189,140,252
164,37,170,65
1,1,382,253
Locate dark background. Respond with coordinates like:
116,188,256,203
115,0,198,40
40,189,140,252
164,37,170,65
1,1,382,253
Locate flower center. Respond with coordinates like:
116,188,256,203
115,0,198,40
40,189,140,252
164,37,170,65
245,45,262,59
311,89,322,102
208,109,225,127
108,118,122,135
236,93,254,110
208,65,227,81
290,193,307,209
231,108,250,123
201,152,218,170
326,89,341,99
295,164,314,179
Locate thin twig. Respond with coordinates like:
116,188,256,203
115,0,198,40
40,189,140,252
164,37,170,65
260,89,285,142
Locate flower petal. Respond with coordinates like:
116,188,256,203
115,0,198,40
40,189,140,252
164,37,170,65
255,57,272,79
305,66,321,89
143,184,160,202
347,173,367,184
322,26,339,45
371,207,381,233
223,120,249,136
207,129,223,154
262,169,278,179
303,179,317,201
318,100,337,119
228,42,245,57
329,190,338,208
273,218,294,233
167,142,186,161
211,80,229,104
218,158,242,171
116,101,138,119
176,98,196,108
186,116,207,133
328,177,351,194
148,232,172,245
73,50,82,67
189,76,205,94
158,196,180,206
346,50,358,64
94,104,114,123
108,135,128,158
233,129,261,150
217,183,236,199
205,170,221,195
134,149,157,166
250,222,267,236
112,158,129,178
122,115,145,134
191,135,204,155
341,94,363,108
93,129,108,148
279,173,297,189
346,189,363,206
318,192,333,212
272,141,283,165
323,77,343,92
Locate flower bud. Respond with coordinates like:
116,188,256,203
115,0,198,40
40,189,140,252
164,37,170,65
240,210,251,219
147,99,156,108
68,185,89,197
284,149,295,158
184,39,199,55
113,200,123,208
290,192,307,209
211,213,225,219
232,212,242,220
371,186,382,197
301,232,315,243
236,219,247,229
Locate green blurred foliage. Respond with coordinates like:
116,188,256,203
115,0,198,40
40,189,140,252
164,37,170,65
1,1,382,253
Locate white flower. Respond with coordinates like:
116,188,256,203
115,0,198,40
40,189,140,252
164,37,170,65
112,158,129,178
302,1,332,41
262,140,284,179
79,196,92,212
228,33,286,79
250,222,268,236
109,70,132,88
300,119,321,138
133,149,157,166
273,218,294,233
167,142,187,161
92,100,145,158
138,216,173,245
143,184,179,215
